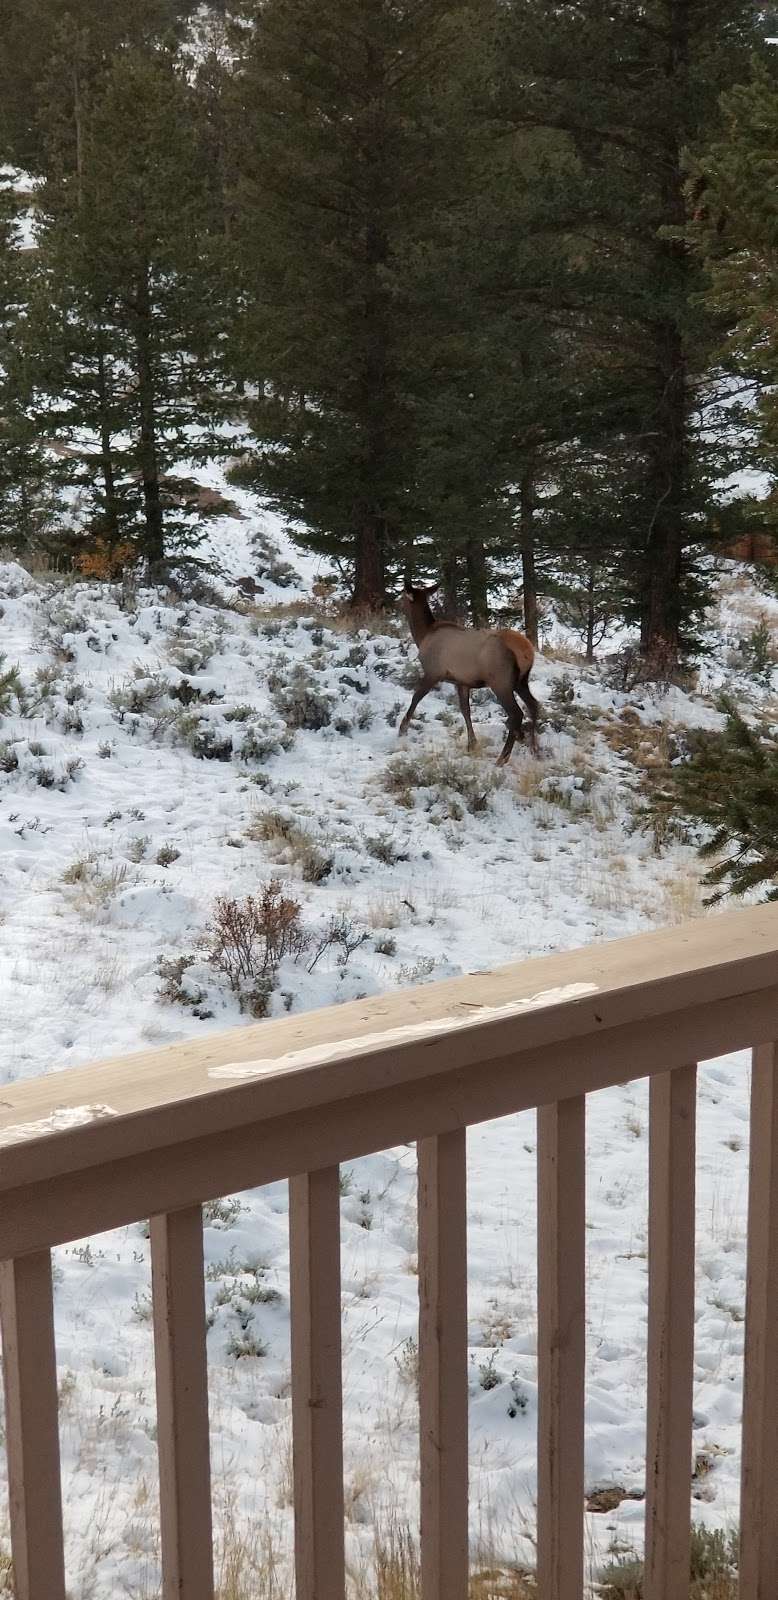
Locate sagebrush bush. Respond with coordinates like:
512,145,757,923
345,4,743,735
246,809,332,882
268,662,334,730
597,1524,738,1599
383,747,501,818
205,881,307,1012
109,671,171,718
239,721,294,762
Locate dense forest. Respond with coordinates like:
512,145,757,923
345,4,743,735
2,0,778,664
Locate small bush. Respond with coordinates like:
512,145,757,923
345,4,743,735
607,639,692,694
75,537,136,580
156,843,181,867
156,954,210,1014
394,1337,420,1394
166,632,220,675
246,809,332,882
268,662,334,730
62,855,128,911
0,656,23,716
383,748,501,818
192,726,233,762
736,618,775,686
205,881,307,1002
597,1524,738,1599
109,671,170,719
250,530,299,589
224,703,257,723
307,913,370,972
478,1353,500,1391
238,721,294,762
226,1331,268,1360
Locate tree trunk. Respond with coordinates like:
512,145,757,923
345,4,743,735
641,319,686,663
350,51,390,614
351,513,386,610
133,267,165,567
585,563,596,663
519,459,539,647
95,330,120,544
465,537,488,627
640,0,690,665
440,548,460,620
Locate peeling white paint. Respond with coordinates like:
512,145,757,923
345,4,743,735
207,981,600,1081
0,1103,119,1148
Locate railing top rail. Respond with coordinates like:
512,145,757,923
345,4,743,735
1,905,777,1208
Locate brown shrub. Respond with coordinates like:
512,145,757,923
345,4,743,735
205,882,307,995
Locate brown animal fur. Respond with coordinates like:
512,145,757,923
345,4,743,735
398,584,539,765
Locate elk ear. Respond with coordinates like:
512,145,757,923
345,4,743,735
403,579,414,596
424,583,439,596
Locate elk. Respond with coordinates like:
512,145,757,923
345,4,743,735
398,581,539,765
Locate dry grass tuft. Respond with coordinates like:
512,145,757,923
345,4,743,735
246,808,333,882
214,1499,291,1600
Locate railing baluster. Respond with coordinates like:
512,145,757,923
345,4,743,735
537,1096,586,1600
150,1207,214,1600
0,1250,66,1600
418,1130,468,1600
740,1041,778,1598
644,1064,696,1600
289,1167,345,1600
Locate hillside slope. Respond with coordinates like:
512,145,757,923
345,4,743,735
1,494,776,1594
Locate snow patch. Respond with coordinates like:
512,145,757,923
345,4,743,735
0,1103,119,1147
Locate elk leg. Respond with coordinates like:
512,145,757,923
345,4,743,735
456,685,478,752
516,670,540,754
494,690,524,767
398,675,436,736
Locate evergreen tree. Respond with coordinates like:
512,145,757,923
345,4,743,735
659,702,778,903
30,48,234,564
0,0,197,173
405,119,582,632
501,0,770,663
693,62,778,503
230,0,495,609
0,177,57,549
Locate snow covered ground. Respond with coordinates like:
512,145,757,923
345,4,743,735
1,486,777,1595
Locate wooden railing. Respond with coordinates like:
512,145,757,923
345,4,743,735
1,904,777,1600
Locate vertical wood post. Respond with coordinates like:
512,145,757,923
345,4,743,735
0,1251,66,1600
418,1130,469,1600
150,1207,214,1600
740,1043,778,1598
537,1096,586,1600
289,1168,345,1600
644,1065,696,1600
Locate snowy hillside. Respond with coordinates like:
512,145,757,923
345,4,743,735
1,493,777,1596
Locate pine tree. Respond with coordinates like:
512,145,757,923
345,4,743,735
31,47,234,565
0,178,57,550
693,62,778,501
659,702,778,903
501,0,770,664
230,0,495,609
0,0,197,174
